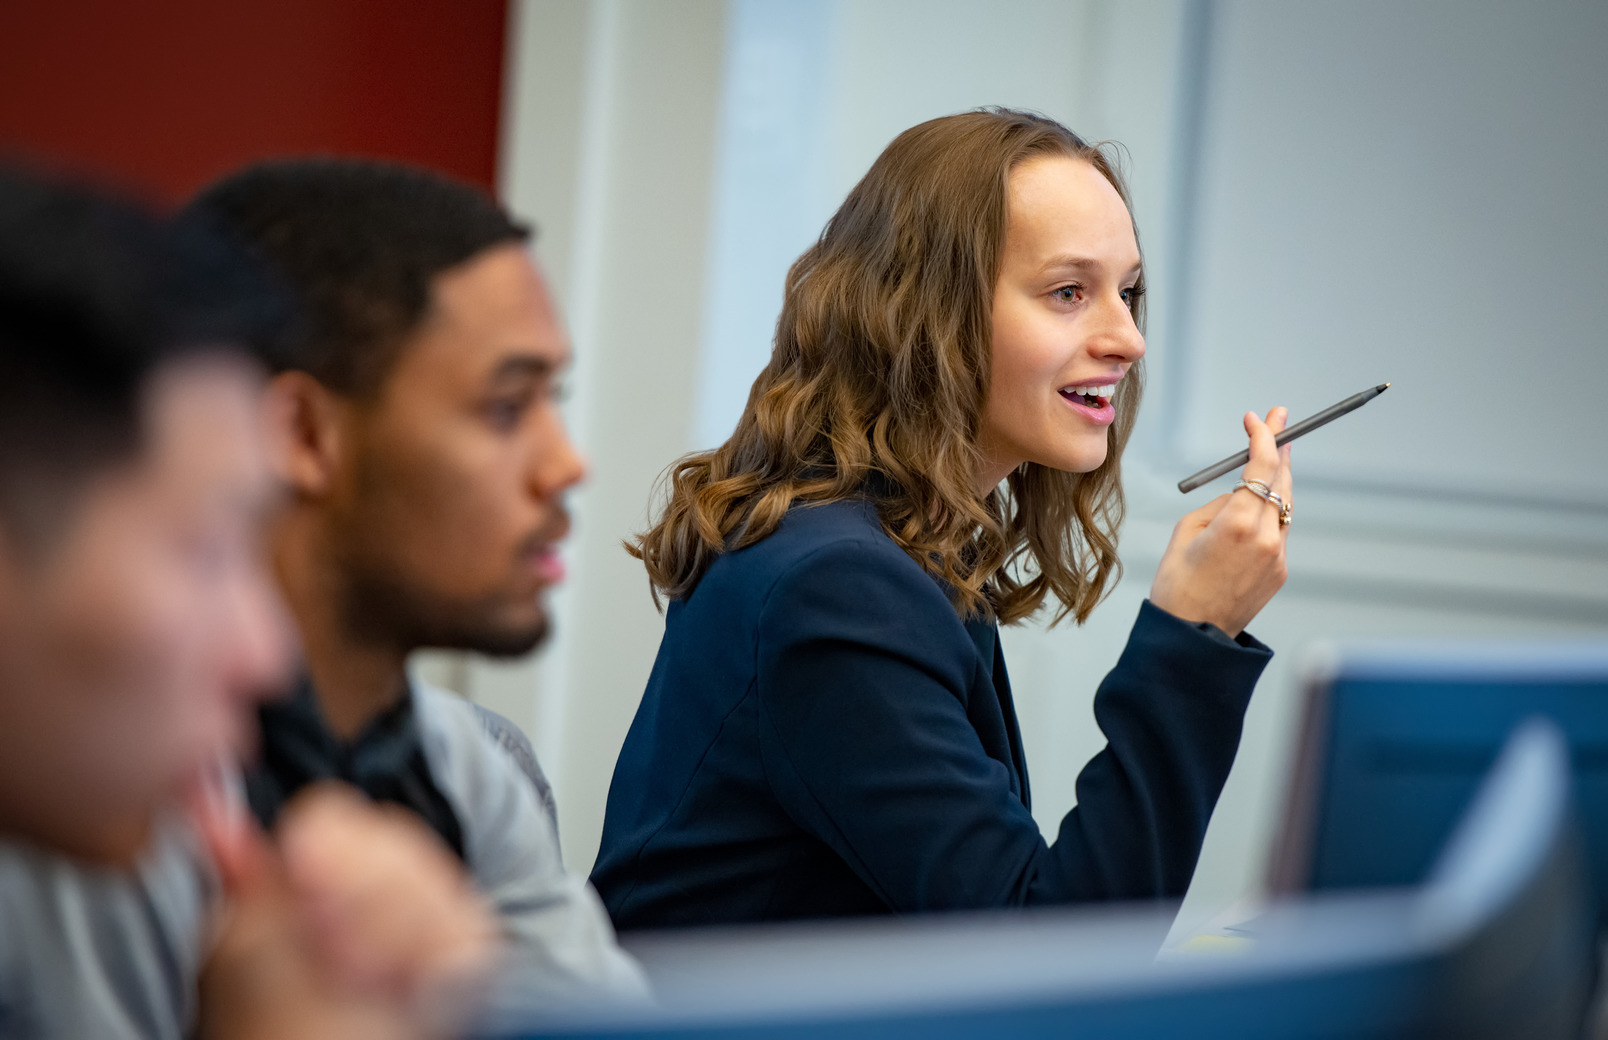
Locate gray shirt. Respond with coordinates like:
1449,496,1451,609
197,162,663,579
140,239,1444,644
0,682,644,1039
0,819,205,1040
412,682,646,1001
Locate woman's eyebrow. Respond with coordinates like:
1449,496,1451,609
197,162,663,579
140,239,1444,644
1039,254,1144,278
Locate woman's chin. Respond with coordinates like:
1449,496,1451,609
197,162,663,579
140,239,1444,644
1036,448,1109,475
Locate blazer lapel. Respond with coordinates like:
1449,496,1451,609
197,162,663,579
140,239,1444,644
963,617,1032,811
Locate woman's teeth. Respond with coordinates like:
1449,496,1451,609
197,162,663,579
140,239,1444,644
1061,384,1116,404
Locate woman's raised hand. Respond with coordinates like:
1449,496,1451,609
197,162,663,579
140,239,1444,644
1148,407,1292,638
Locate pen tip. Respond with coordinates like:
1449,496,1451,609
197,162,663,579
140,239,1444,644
1380,382,1391,391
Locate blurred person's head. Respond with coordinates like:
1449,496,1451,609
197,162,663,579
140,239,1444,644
187,159,585,662
0,166,293,864
634,108,1145,625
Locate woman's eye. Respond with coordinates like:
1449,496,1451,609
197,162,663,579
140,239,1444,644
1120,285,1146,308
1053,284,1084,303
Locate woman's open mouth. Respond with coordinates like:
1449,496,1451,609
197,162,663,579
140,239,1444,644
1059,385,1112,406
1058,384,1116,424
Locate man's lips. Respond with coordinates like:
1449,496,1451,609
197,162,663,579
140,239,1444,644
530,546,566,584
519,514,571,587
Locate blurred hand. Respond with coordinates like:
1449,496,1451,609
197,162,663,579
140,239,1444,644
1148,407,1293,638
278,785,498,1020
191,779,498,1040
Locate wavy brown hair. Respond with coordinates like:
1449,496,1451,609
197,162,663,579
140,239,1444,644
631,108,1145,625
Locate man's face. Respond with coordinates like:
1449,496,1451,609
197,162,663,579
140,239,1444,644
0,357,292,863
325,245,586,656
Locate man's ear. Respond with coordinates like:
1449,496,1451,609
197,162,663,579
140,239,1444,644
0,525,19,635
262,372,346,498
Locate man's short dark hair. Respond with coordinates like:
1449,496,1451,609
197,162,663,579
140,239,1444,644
0,162,285,548
185,158,531,396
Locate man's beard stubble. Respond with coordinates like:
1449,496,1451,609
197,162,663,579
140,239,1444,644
337,560,551,659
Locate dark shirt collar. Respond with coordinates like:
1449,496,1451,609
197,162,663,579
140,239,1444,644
243,675,466,859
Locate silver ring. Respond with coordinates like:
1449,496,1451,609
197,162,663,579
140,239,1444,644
1232,478,1273,501
1233,479,1293,528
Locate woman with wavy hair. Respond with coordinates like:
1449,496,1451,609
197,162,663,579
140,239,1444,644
591,108,1292,927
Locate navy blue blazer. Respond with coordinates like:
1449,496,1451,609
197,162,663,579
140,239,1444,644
591,497,1271,929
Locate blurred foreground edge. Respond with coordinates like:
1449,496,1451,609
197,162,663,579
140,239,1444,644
476,719,1593,1039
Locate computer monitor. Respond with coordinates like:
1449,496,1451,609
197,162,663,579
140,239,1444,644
479,723,1594,1039
1267,641,1608,925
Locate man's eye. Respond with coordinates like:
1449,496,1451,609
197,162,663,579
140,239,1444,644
1053,284,1084,303
485,398,528,430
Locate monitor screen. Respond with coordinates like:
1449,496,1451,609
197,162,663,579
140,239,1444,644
1269,643,1608,922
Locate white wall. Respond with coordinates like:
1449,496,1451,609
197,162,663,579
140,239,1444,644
460,0,727,873
446,0,1608,929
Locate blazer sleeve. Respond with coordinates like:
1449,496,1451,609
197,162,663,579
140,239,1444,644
752,539,1270,910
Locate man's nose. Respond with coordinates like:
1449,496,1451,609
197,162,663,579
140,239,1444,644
529,412,588,498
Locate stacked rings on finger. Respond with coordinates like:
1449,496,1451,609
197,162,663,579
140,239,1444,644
1232,479,1293,528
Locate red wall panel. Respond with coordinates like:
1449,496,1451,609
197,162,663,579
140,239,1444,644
0,0,509,207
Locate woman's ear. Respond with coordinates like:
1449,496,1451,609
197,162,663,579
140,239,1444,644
262,372,344,498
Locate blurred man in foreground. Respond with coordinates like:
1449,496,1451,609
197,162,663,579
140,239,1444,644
0,166,496,1039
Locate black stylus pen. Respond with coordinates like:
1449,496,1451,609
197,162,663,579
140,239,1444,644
1177,383,1390,493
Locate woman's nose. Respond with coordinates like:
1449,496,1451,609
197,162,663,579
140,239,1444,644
1092,294,1146,362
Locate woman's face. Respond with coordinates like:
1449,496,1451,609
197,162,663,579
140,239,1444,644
977,155,1146,492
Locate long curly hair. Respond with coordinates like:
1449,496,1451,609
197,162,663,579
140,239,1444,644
630,108,1145,625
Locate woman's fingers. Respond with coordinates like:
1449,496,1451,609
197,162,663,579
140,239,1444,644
1221,409,1280,529
1150,407,1294,636
1260,407,1293,533
1246,409,1292,538
1265,406,1288,437
1192,493,1231,525
1266,407,1293,512
1240,409,1282,486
